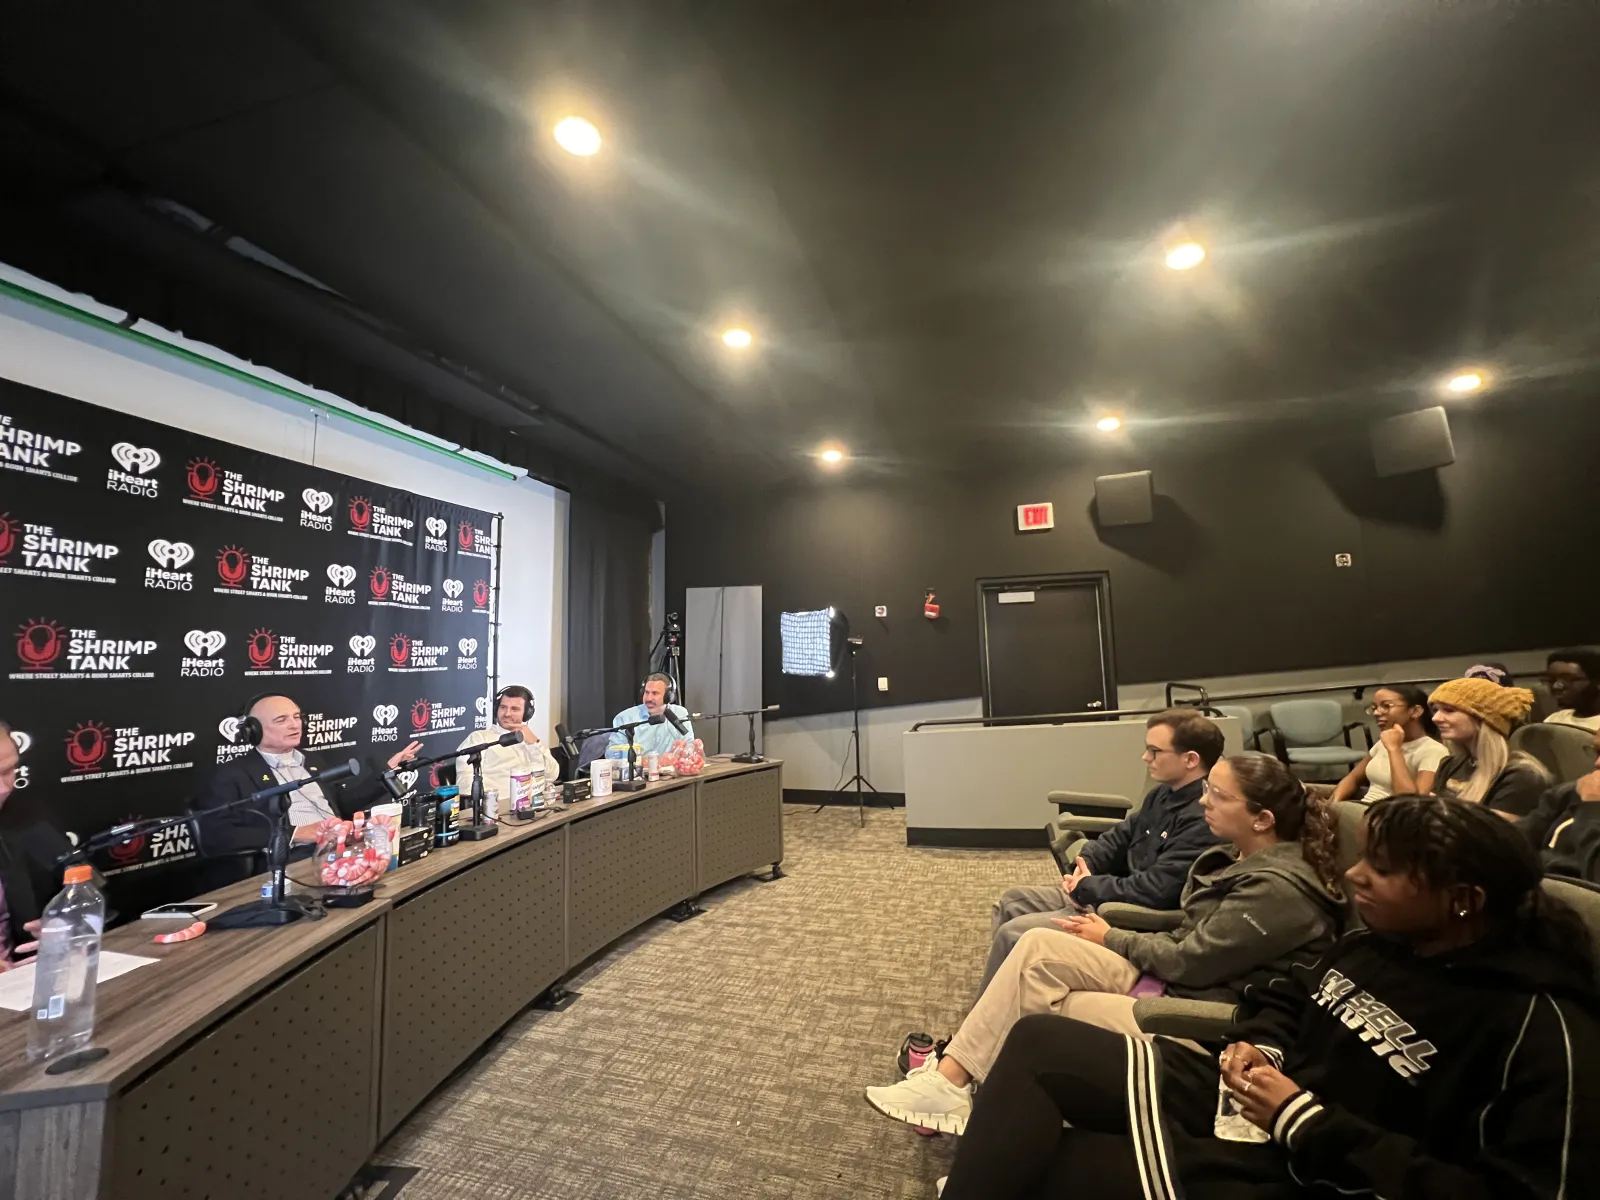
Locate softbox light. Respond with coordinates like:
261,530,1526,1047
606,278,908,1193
780,608,833,676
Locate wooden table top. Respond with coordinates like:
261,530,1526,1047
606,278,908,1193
0,757,778,1110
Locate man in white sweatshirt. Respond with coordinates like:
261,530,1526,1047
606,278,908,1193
456,685,559,806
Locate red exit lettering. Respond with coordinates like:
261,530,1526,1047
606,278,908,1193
1016,502,1055,531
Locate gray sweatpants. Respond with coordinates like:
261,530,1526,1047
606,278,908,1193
980,884,1084,992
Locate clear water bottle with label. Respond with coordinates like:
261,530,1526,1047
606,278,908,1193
27,864,106,1063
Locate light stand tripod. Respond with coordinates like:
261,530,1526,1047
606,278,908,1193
835,637,877,826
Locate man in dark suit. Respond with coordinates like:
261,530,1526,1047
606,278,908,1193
0,718,72,969
193,694,422,890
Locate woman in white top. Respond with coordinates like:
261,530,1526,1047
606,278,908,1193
1331,684,1448,803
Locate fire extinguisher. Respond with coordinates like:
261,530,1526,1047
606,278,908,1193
924,589,940,620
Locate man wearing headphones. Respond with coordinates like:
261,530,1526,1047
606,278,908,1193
192,694,422,889
611,672,695,760
456,685,559,803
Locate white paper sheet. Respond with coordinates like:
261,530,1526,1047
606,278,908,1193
0,951,158,1013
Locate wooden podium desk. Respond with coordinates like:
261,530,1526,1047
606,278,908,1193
0,759,782,1200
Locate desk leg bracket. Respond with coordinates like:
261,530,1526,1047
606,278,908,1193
664,899,705,923
753,863,785,883
532,983,581,1012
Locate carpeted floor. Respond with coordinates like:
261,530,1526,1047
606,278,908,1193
366,803,1058,1200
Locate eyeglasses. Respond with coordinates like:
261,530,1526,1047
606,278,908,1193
1201,779,1242,804
1143,745,1184,758
1363,700,1407,716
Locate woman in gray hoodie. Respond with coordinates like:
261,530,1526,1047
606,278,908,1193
866,754,1346,1136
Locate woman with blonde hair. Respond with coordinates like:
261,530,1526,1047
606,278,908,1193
1415,677,1548,816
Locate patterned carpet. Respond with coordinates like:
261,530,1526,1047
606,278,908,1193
367,803,1058,1200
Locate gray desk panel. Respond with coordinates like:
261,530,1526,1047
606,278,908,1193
696,767,783,892
568,788,696,966
106,924,381,1200
379,829,567,1138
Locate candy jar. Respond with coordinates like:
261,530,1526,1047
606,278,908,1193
314,812,390,896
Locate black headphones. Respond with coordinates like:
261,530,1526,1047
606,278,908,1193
640,674,677,706
493,685,534,721
233,692,293,747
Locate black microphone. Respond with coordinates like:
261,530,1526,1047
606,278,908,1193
246,758,362,803
494,729,525,747
663,708,689,735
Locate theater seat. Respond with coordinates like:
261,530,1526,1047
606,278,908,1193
1510,723,1596,785
1215,705,1270,755
1268,700,1370,774
1044,790,1134,872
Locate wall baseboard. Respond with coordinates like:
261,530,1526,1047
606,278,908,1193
906,827,1049,848
783,789,906,808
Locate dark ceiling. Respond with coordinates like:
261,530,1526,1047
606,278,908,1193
3,1,1598,497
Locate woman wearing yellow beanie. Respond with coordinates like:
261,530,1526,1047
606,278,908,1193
1421,677,1550,815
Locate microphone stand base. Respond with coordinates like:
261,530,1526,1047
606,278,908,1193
731,753,765,764
613,778,649,792
210,894,323,929
459,822,499,841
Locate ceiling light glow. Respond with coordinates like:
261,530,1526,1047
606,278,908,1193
553,116,602,156
1444,371,1484,395
721,328,753,349
1165,242,1206,271
1096,416,1123,433
819,447,845,466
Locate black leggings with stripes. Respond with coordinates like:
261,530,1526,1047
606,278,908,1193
941,1015,1292,1200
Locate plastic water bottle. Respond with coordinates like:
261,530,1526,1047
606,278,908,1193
26,864,105,1063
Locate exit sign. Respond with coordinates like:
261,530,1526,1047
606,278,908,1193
1016,502,1054,531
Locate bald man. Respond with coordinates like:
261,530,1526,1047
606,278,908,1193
193,694,421,890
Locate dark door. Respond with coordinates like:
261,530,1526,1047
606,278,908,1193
980,576,1113,719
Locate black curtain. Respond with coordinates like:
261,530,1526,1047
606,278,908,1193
565,493,655,732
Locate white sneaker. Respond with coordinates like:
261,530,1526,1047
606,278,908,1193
865,1059,972,1135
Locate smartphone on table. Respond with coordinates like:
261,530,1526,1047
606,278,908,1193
140,901,218,920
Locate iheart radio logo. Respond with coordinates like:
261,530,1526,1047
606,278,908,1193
185,629,226,657
148,539,194,570
112,443,161,475
370,565,391,599
472,579,489,608
301,488,333,514
349,635,376,657
186,457,220,498
348,496,372,530
373,704,399,727
410,699,432,731
247,628,277,669
475,696,489,716
10,732,30,755
442,579,464,599
217,546,249,587
217,717,242,742
426,517,447,538
458,638,478,656
326,563,357,588
15,618,65,669
457,521,474,550
65,720,112,772
390,634,411,666
0,513,15,560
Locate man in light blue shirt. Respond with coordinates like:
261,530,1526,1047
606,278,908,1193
611,673,694,760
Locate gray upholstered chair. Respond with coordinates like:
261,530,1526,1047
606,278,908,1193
1510,722,1596,785
1215,705,1270,754
1268,700,1370,774
1044,790,1135,872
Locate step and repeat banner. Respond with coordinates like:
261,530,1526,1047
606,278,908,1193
0,377,500,886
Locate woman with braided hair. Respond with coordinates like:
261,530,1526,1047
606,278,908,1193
866,755,1345,1136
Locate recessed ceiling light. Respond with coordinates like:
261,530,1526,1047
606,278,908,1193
1443,370,1485,395
818,445,846,468
1165,242,1206,271
553,116,602,156
721,328,753,349
1096,416,1123,433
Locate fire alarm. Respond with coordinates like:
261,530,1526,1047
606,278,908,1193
923,590,940,620
874,605,887,618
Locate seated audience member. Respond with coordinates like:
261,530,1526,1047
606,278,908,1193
456,685,560,803
1330,684,1447,803
194,694,421,889
0,719,71,970
865,755,1343,1135
981,710,1224,990
1421,678,1548,816
1462,661,1515,686
937,796,1599,1200
1544,648,1600,732
1518,727,1600,884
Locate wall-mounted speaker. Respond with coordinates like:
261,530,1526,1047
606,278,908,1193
1371,406,1455,478
1094,470,1154,526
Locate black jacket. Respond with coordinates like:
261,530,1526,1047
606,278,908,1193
1431,754,1548,817
0,818,74,951
1202,929,1600,1200
1073,777,1220,910
192,749,389,890
1518,782,1600,884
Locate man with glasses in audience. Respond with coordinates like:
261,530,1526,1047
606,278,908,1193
1544,648,1600,732
979,709,1225,990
